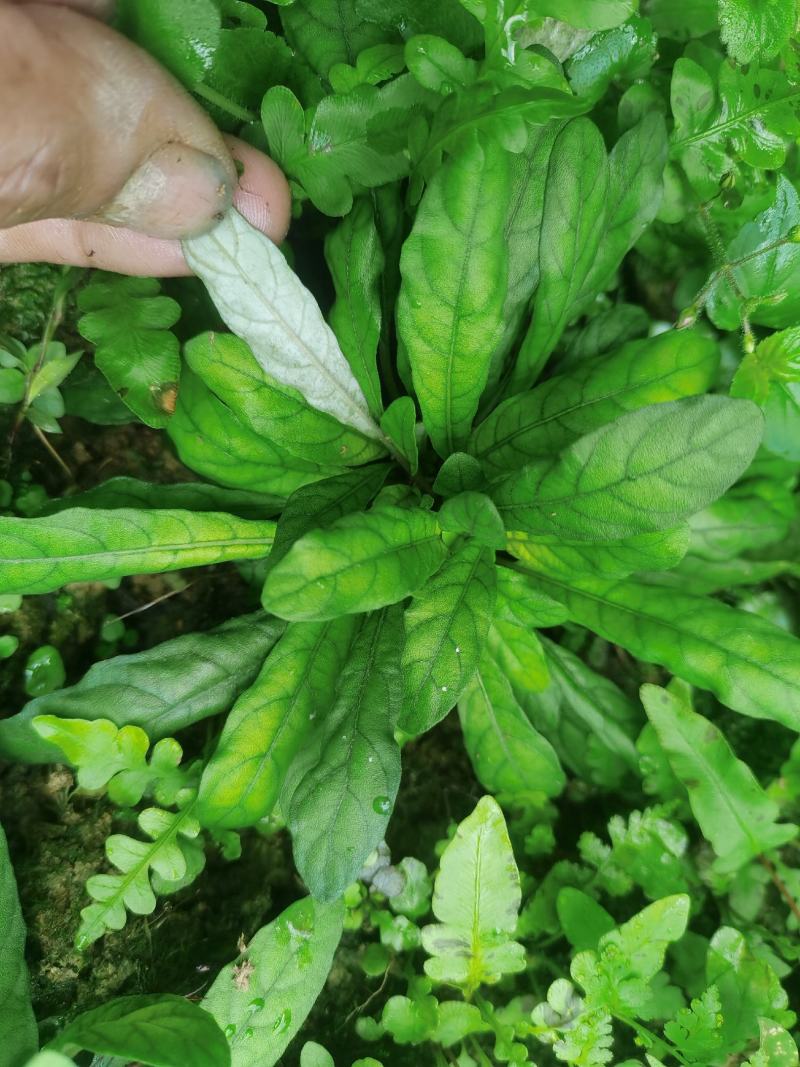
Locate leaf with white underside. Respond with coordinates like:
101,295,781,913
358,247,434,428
0,508,276,596
183,209,382,441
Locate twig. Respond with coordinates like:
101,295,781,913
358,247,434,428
110,580,196,623
760,854,800,925
341,961,393,1030
32,424,72,479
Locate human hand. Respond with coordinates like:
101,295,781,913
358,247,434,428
0,0,291,276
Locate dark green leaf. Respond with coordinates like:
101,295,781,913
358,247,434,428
77,275,180,429
50,994,229,1067
197,618,356,829
0,822,36,1067
398,131,510,456
532,573,800,731
326,200,385,419
169,371,337,497
184,332,383,467
262,505,445,621
400,540,496,734
0,613,283,764
283,608,403,900
492,397,762,543
473,328,719,478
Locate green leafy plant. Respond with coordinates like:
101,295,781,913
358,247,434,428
3,0,800,1065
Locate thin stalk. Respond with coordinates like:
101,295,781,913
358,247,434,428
192,81,258,124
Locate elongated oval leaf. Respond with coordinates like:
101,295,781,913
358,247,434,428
510,118,609,390
458,653,565,800
262,505,446,621
0,508,276,596
641,684,797,873
401,540,496,735
203,896,343,1067
184,332,384,467
532,573,800,731
473,329,720,478
169,370,338,497
492,396,763,542
183,210,381,440
0,822,37,1067
397,131,511,456
421,796,525,992
326,198,384,419
50,994,229,1067
197,618,357,829
283,608,403,900
0,612,283,764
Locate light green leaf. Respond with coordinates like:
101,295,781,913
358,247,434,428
267,465,390,572
707,927,794,1051
184,332,383,467
36,476,282,521
688,480,794,560
23,1055,75,1067
492,396,763,543
397,132,511,455
528,0,636,29
641,684,797,873
486,618,550,695
0,613,282,764
184,210,381,441
567,15,657,98
709,178,800,331
329,43,406,92
531,573,800,731
380,396,419,474
744,1018,800,1066
262,505,446,621
197,618,357,829
511,118,609,389
280,0,388,75
525,636,640,788
49,994,229,1067
116,0,220,84
405,34,477,92
400,540,496,735
203,896,344,1066
438,492,506,548
326,199,385,419
0,822,37,1067
671,59,800,196
510,526,690,580
458,653,565,800
0,507,276,596
169,371,337,497
494,567,569,629
421,796,525,992
572,895,690,1015
719,0,796,63
300,1042,335,1067
732,327,800,461
27,345,82,405
77,800,203,948
283,609,403,900
77,274,181,429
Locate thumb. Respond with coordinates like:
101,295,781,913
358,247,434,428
0,3,237,239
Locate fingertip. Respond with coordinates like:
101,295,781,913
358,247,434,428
226,137,292,243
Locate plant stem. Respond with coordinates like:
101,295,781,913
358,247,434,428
192,81,258,124
760,854,800,924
